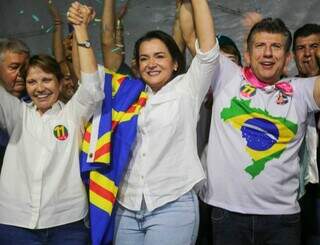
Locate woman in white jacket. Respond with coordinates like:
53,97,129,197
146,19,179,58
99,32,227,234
0,4,103,244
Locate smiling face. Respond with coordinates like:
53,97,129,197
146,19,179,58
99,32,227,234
59,74,76,103
26,66,61,115
245,32,291,85
138,38,178,92
0,51,28,97
294,34,320,77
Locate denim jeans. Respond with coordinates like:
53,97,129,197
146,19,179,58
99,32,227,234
211,206,300,245
114,190,199,245
0,219,89,245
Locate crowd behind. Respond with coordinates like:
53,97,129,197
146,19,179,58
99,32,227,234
0,0,320,245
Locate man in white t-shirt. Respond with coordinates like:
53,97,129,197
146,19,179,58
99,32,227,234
0,38,30,172
204,18,320,245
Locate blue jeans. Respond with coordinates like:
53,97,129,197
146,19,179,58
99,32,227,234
0,219,89,245
211,206,300,245
114,190,199,245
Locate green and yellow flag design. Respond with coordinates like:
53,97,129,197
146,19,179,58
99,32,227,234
221,97,298,179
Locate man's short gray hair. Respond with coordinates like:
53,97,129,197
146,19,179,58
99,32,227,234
0,38,30,62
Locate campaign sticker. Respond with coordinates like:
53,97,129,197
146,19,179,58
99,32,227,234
240,84,256,98
276,93,289,105
53,125,69,141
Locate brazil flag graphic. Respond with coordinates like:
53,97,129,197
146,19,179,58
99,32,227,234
221,97,298,179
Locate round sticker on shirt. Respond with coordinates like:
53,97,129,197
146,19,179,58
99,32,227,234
240,84,256,98
276,92,289,105
53,125,69,141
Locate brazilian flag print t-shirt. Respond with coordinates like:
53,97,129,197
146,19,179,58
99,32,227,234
204,55,319,215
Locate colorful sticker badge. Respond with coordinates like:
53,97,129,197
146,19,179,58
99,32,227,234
276,92,289,105
53,125,69,141
240,84,256,98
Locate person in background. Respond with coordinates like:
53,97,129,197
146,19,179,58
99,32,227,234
293,24,320,78
0,38,29,98
47,0,78,103
293,23,320,245
0,38,29,172
101,0,133,76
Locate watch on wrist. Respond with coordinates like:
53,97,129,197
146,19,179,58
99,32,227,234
77,40,91,48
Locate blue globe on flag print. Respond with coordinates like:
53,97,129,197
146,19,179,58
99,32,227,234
241,118,279,151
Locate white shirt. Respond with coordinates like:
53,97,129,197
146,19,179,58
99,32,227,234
0,71,104,229
117,41,220,211
205,55,319,215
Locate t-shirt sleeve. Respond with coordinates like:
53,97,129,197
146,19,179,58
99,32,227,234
292,77,320,113
212,53,242,97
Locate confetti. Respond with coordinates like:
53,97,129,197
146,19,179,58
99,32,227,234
19,10,24,15
111,47,121,53
94,18,101,22
46,25,54,33
32,14,40,22
41,25,44,29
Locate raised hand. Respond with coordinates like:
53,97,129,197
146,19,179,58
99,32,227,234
67,1,95,27
67,1,83,26
47,0,61,23
79,5,96,26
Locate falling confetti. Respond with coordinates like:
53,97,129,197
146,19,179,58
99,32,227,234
19,10,24,15
111,47,121,53
41,25,44,29
94,18,101,22
46,25,54,33
32,14,40,22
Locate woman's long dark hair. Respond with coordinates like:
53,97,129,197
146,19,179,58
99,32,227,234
134,30,186,80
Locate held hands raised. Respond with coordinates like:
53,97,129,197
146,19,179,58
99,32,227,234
67,1,96,28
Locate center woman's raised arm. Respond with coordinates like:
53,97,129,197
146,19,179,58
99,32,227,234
191,0,216,52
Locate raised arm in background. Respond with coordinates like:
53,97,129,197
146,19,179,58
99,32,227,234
47,0,65,63
48,0,79,102
172,0,186,54
179,0,196,56
101,0,127,71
